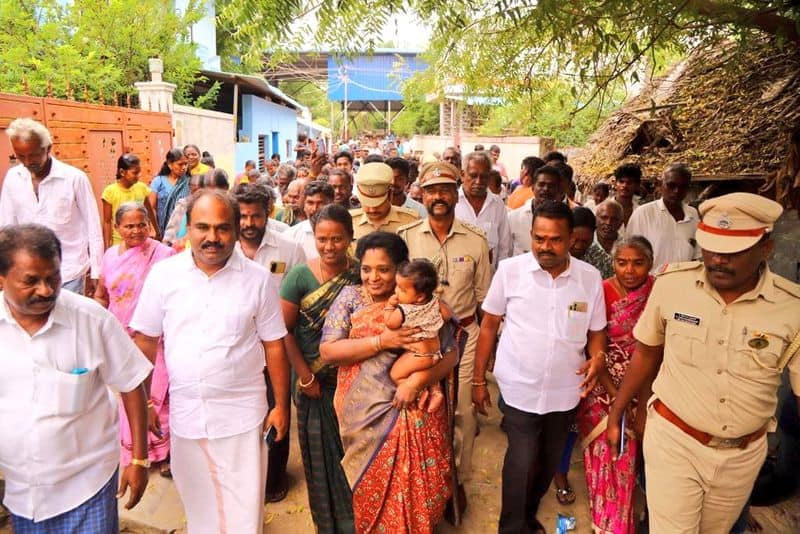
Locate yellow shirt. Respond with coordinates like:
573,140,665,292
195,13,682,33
634,262,800,437
398,218,492,319
190,163,211,176
101,182,152,244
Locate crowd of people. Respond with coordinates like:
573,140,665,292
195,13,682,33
0,115,798,534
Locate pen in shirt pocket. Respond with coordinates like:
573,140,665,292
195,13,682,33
70,367,89,375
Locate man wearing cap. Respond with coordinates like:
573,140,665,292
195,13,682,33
607,192,800,534
349,162,419,242
398,161,492,518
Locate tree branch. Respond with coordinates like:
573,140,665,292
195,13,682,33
685,0,800,45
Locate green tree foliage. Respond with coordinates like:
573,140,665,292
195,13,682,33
0,0,204,104
219,0,800,126
390,97,440,137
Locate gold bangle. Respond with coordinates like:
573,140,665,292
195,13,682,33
146,400,154,408
472,381,487,387
372,335,382,352
299,373,315,388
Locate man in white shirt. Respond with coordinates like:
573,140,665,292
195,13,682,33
0,224,151,531
626,164,700,272
473,201,607,534
1,118,103,295
284,180,335,260
455,151,512,269
234,181,306,503
130,190,290,533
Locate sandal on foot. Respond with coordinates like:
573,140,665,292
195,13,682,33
555,486,576,505
159,461,172,478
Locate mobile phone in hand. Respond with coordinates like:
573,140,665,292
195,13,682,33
263,426,277,447
619,413,627,456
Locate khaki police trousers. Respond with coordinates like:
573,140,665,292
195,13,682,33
454,320,480,482
643,403,767,534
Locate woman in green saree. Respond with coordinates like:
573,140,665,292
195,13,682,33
280,204,360,533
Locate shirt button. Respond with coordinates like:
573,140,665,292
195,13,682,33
722,425,728,431
719,398,726,404
717,369,723,375
722,309,728,315
717,339,725,345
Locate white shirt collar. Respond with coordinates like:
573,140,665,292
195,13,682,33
527,252,573,279
180,246,245,275
656,198,696,222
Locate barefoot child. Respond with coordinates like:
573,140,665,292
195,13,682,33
384,259,452,384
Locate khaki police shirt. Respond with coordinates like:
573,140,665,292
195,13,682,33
350,205,419,242
633,262,800,437
398,218,492,320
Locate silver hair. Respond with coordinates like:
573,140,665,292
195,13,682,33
5,118,53,148
277,164,297,181
114,202,149,226
596,198,624,219
462,150,492,171
611,235,654,265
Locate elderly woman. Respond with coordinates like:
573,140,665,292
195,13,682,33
94,202,175,476
279,204,360,533
577,235,655,534
320,232,458,534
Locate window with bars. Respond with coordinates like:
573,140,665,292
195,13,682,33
258,134,267,172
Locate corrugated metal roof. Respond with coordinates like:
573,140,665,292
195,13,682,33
200,69,306,112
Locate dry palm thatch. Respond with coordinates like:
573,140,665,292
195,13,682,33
573,39,800,208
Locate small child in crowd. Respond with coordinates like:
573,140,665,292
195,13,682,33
384,259,452,385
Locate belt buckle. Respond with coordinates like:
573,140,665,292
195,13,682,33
713,437,744,449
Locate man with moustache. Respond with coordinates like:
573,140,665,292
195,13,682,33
130,190,290,533
1,118,103,296
473,201,607,534
398,161,492,520
455,151,511,270
284,180,335,259
327,169,357,210
441,146,462,169
276,179,308,227
508,165,565,256
386,157,427,217
0,224,151,531
234,182,304,502
626,164,700,272
608,193,800,534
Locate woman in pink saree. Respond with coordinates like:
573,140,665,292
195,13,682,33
94,202,175,475
577,236,655,534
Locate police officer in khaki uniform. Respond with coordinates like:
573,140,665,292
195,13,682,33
607,192,800,534
349,162,418,241
398,161,492,513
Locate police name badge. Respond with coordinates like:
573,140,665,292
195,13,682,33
674,312,701,326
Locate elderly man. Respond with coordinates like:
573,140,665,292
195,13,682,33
276,179,308,227
595,199,625,254
441,146,462,169
398,161,492,519
349,162,419,241
571,207,614,279
285,180,335,259
608,193,800,534
386,157,427,217
508,165,565,256
130,190,290,533
327,168,357,210
455,151,511,270
275,164,297,197
626,164,699,272
473,201,607,534
0,118,103,295
0,224,151,531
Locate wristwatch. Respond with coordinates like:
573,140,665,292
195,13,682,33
130,458,151,468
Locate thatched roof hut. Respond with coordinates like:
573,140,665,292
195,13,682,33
572,39,800,207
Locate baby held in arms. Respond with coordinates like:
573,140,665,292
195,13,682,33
384,260,452,406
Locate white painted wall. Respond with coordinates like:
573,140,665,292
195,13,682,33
409,135,556,181
173,104,235,175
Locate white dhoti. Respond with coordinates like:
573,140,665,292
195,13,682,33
171,424,268,534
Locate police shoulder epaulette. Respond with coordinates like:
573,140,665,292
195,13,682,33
395,206,418,217
655,260,702,277
397,219,424,234
774,276,800,299
461,221,487,238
